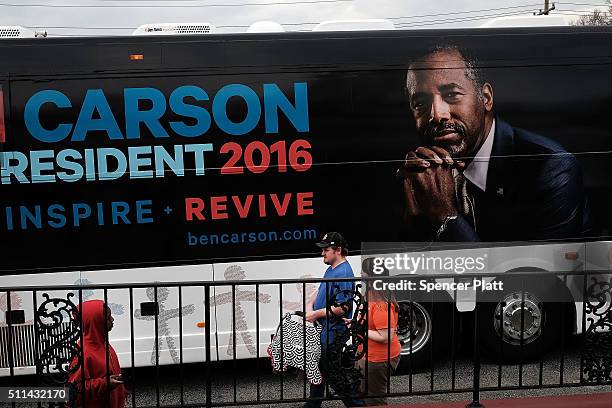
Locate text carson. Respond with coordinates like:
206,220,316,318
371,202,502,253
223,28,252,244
24,83,309,142
185,192,314,221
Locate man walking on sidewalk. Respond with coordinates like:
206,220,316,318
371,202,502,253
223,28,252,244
304,232,363,407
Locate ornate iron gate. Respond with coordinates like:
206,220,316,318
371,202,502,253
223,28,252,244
582,276,612,383
35,292,81,407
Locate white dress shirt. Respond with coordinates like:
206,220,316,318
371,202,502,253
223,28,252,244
462,119,496,192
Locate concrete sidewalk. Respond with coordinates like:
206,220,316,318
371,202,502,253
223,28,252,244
388,392,612,408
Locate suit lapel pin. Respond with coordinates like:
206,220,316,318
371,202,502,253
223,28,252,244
496,187,504,196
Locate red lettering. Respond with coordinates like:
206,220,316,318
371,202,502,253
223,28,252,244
186,192,313,221
232,195,253,218
297,192,314,215
185,198,205,221
270,193,292,216
220,142,244,174
211,196,228,220
258,194,266,217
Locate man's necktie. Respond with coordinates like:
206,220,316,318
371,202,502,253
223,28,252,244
454,172,477,230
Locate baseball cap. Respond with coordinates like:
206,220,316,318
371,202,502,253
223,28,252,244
315,232,348,249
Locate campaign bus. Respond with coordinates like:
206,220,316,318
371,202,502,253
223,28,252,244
1,23,611,375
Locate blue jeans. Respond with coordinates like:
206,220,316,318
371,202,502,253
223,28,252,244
305,327,364,407
307,379,364,407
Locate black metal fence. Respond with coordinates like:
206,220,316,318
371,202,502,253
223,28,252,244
1,270,611,407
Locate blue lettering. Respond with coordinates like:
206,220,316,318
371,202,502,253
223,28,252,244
48,204,67,228
72,89,123,142
72,203,92,227
1,151,29,184
264,83,309,133
213,84,260,135
169,86,211,137
24,90,73,143
30,150,56,183
97,148,127,181
127,146,153,179
84,149,96,181
5,207,13,231
57,149,84,182
136,200,154,223
184,144,213,176
20,205,42,229
111,202,130,224
21,82,310,145
154,145,184,177
124,88,169,139
97,202,104,225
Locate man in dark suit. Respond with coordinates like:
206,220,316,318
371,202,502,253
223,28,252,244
399,45,592,242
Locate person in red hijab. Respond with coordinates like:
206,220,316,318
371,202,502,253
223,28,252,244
68,300,127,408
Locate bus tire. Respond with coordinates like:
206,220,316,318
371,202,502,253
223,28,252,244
476,276,571,363
395,289,455,374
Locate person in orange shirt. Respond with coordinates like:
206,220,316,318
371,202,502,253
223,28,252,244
359,258,401,406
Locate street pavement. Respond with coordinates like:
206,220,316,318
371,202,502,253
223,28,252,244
123,337,612,407
2,337,611,407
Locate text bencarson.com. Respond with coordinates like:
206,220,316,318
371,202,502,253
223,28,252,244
373,279,504,292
